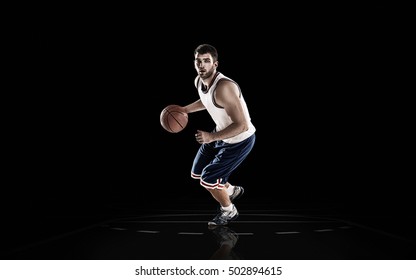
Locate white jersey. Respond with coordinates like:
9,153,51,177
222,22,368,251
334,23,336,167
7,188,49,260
195,72,256,144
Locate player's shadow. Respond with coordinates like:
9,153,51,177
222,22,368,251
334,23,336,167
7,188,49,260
208,226,242,259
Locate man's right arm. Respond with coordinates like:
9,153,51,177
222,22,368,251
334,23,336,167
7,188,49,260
183,99,205,114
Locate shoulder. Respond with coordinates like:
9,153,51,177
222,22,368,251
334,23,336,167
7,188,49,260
194,76,200,88
216,78,239,93
214,79,241,104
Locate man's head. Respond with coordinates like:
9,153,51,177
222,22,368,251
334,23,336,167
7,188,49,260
194,44,219,79
194,44,218,62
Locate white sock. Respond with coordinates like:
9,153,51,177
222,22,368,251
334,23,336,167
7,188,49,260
221,204,234,212
226,184,235,196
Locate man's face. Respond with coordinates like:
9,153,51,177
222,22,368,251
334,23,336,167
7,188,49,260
194,53,217,79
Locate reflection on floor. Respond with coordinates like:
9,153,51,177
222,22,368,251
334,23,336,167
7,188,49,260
2,204,416,260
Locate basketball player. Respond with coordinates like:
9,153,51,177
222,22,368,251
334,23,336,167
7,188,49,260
181,44,256,226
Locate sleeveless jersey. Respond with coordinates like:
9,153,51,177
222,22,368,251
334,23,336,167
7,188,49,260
195,72,256,144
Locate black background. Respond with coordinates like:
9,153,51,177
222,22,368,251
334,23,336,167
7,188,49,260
5,4,412,225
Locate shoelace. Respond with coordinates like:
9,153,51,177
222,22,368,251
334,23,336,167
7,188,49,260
220,209,235,218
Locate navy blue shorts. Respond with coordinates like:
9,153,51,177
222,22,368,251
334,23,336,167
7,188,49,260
191,134,255,189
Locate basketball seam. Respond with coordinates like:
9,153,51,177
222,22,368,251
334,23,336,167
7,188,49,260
163,110,188,133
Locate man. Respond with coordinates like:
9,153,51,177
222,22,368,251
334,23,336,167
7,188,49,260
181,44,256,226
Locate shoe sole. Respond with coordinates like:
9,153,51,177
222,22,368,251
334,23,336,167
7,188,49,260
230,187,244,202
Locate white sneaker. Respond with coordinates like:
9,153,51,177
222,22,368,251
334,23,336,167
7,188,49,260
229,186,244,201
208,205,239,226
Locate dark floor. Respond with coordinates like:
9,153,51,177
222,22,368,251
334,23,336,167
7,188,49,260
1,200,415,260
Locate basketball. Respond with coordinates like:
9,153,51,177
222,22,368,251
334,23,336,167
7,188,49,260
160,104,188,133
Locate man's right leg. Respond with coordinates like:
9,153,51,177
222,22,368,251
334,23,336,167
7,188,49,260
207,188,239,226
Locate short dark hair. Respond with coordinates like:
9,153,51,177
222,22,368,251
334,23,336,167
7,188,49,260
194,44,218,62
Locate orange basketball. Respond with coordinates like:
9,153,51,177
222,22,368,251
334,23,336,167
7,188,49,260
160,104,188,133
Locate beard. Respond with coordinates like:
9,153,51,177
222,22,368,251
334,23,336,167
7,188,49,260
199,68,215,80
